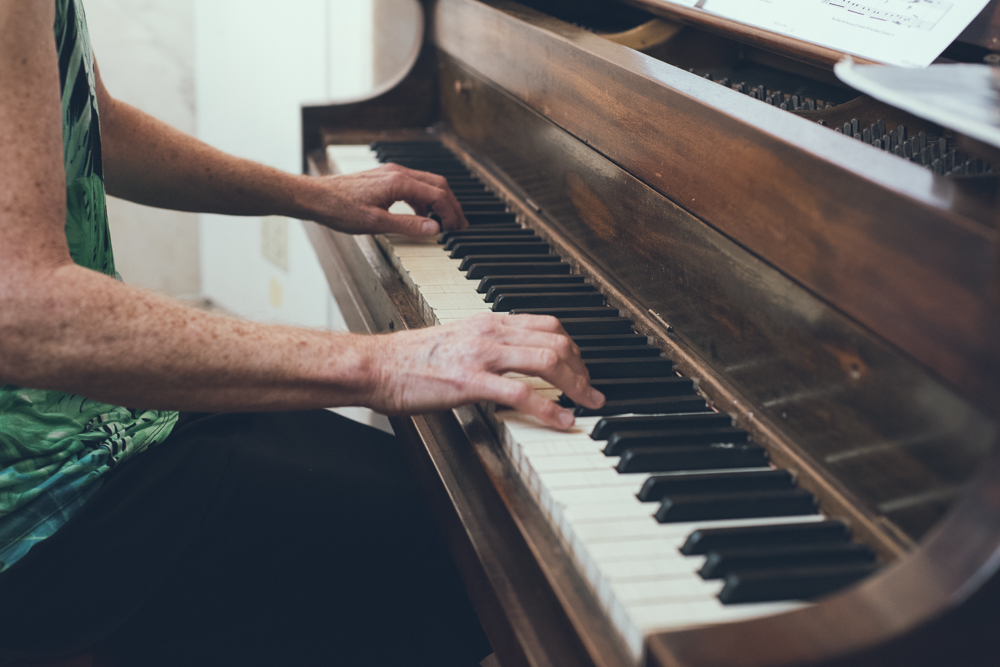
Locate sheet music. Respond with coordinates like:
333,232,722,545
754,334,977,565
835,60,1000,148
696,0,991,67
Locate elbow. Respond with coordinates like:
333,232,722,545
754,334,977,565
0,296,45,387
0,273,71,388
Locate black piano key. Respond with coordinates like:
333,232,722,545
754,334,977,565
459,255,561,272
454,195,502,204
455,201,508,212
372,140,450,149
575,376,694,401
655,488,817,523
466,263,572,279
373,149,452,158
570,334,648,347
441,227,525,243
381,154,465,165
680,520,851,555
463,212,518,224
443,232,536,249
637,469,793,502
699,543,876,580
579,346,662,359
718,563,877,604
385,162,471,176
592,413,731,440
373,149,453,160
477,275,586,293
574,394,708,417
585,357,674,379
382,151,461,159
510,307,617,318
486,284,597,303
438,232,538,250
450,242,550,259
493,292,606,312
372,141,448,150
604,427,748,455
552,318,634,335
616,443,768,473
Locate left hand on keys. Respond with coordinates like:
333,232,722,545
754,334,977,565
303,163,469,236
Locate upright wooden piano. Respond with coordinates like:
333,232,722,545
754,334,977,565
302,1,1000,665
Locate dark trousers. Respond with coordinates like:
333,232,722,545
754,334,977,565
0,410,491,667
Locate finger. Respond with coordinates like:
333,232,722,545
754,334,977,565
386,177,468,232
502,313,568,335
386,167,469,231
475,373,576,429
370,210,440,236
492,344,604,410
492,327,589,382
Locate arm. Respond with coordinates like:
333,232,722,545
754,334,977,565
95,63,467,235
0,1,601,427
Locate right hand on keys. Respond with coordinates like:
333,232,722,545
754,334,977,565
362,313,605,429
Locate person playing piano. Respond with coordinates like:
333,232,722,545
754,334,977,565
0,1,605,665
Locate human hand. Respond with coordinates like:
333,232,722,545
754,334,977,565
301,164,468,235
361,313,605,429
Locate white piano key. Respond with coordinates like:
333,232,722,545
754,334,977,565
387,201,417,215
510,439,603,458
327,144,380,164
611,576,723,602
393,245,453,257
422,293,489,310
562,501,658,523
528,453,618,474
395,257,464,271
552,485,644,505
630,598,805,635
603,558,709,581
433,309,492,320
537,468,648,490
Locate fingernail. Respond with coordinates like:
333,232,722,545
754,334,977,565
590,389,606,407
421,219,439,234
559,409,575,428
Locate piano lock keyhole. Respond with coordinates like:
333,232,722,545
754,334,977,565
388,320,395,331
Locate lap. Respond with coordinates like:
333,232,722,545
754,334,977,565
0,410,490,667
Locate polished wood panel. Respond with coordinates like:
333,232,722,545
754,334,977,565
433,0,998,414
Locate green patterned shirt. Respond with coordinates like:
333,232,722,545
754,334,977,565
0,0,178,572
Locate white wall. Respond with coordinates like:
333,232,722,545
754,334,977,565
194,1,388,430
85,0,200,297
194,0,374,329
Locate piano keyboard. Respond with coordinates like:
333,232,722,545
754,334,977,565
326,141,880,660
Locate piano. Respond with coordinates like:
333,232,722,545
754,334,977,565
301,1,1000,665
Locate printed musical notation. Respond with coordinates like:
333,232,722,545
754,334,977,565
688,0,990,67
820,0,953,32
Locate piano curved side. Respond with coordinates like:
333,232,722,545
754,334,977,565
646,447,1000,667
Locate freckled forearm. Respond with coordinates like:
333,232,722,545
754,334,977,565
99,96,318,219
0,264,381,412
